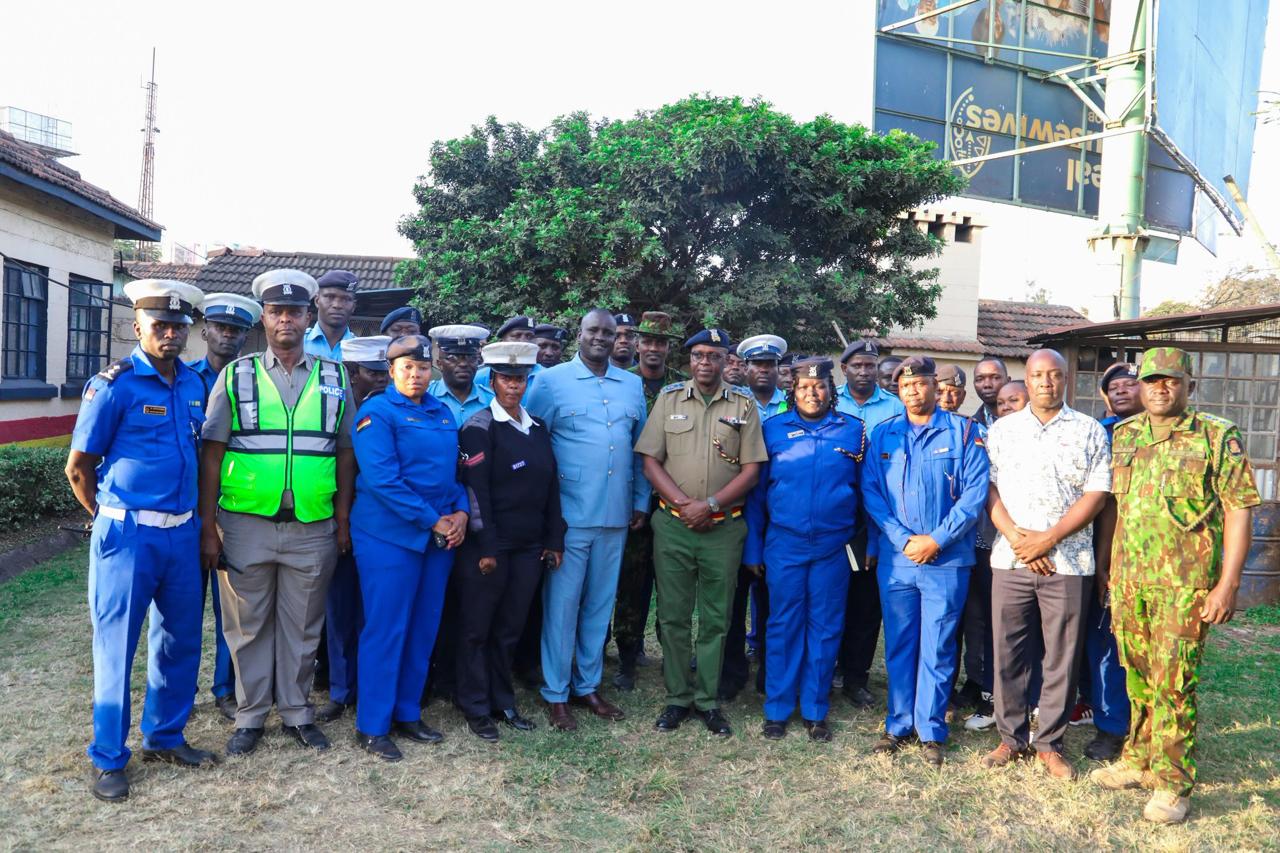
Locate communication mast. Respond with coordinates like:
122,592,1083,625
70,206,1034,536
137,49,158,223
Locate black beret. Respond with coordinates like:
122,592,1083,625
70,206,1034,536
893,356,936,382
496,315,537,339
791,356,834,381
386,334,433,363
839,340,881,364
316,270,359,293
534,323,568,343
683,328,732,350
379,306,423,334
1100,361,1140,392
614,312,638,327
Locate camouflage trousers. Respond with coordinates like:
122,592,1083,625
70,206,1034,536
611,518,655,659
1111,583,1210,796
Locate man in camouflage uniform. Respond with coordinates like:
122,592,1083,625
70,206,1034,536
612,312,686,690
1091,347,1259,824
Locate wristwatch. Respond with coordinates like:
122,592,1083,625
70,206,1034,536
707,495,722,513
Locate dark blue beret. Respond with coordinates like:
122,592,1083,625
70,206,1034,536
386,334,433,363
379,306,423,333
683,328,732,350
497,315,537,339
791,356,835,381
839,340,881,364
534,323,568,343
614,313,638,327
316,269,359,293
893,356,936,382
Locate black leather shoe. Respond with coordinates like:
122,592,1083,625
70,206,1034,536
225,727,264,756
355,731,402,762
282,723,330,751
315,699,350,723
1085,731,1126,762
91,769,129,802
613,665,637,692
467,715,500,742
845,685,875,708
762,720,788,740
393,719,444,744
699,708,733,737
142,742,218,767
499,708,536,732
803,719,833,743
873,731,910,754
717,680,744,703
655,705,691,732
922,740,946,768
214,694,238,721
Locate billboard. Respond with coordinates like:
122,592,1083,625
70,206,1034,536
874,0,1195,233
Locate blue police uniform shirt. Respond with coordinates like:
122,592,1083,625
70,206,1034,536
186,357,220,401
427,377,496,427
751,387,789,421
526,354,649,528
743,407,866,565
303,324,355,362
350,385,469,551
1099,413,1119,442
835,384,905,433
71,345,206,514
860,407,990,570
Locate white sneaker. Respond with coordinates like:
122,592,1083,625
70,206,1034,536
964,712,996,731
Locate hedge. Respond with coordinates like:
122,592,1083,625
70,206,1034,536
0,445,81,530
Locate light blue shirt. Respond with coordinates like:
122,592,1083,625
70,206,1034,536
303,324,355,362
427,378,495,427
752,387,789,420
835,384,905,433
526,354,649,528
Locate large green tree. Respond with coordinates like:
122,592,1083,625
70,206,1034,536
397,96,964,352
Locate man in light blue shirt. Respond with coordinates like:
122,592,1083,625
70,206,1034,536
303,270,358,360
426,325,494,426
526,309,649,730
835,340,905,432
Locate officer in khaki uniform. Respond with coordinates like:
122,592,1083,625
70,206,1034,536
635,327,767,737
1091,347,1259,824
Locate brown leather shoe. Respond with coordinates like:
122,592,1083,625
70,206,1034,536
546,702,578,731
981,742,1030,768
1038,749,1078,780
569,692,626,721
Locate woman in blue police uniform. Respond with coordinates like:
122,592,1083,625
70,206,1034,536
66,279,217,802
351,334,469,761
744,357,865,742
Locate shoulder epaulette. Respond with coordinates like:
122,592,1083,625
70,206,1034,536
1115,413,1143,429
661,382,685,393
96,358,133,384
1195,411,1234,430
464,408,495,430
728,386,754,400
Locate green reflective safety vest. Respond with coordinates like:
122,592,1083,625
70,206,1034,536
220,355,346,522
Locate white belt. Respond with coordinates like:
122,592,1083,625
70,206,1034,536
98,505,194,528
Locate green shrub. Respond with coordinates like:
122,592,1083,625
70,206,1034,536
0,446,80,530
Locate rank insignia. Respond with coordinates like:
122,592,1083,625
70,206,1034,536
357,415,372,432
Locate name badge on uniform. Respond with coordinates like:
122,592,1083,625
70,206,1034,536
189,399,202,407
786,429,805,438
143,404,167,416
933,447,950,454
511,460,527,471
669,414,689,420
319,384,344,398
406,416,422,422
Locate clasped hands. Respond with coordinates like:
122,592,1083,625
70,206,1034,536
432,511,468,549
670,498,714,532
1008,526,1057,575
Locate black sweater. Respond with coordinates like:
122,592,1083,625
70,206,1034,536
459,407,567,556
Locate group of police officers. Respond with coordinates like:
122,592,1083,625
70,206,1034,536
67,270,1259,826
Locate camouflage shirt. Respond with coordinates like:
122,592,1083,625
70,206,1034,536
1110,409,1261,589
631,364,688,412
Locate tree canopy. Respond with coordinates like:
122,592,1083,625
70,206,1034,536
396,96,964,352
1143,266,1280,318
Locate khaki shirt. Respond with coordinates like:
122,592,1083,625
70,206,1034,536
1111,409,1260,589
634,380,767,502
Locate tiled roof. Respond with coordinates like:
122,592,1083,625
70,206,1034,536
0,130,159,240
193,248,408,296
976,299,1088,358
122,261,203,283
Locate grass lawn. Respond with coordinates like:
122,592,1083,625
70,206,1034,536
1,546,1277,850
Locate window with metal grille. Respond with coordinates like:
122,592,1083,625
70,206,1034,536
3,260,48,380
66,275,111,382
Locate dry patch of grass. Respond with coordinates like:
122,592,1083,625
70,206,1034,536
1,547,1278,851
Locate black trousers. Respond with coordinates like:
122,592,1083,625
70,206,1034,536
992,567,1091,752
958,548,994,693
837,530,878,690
453,544,544,717
611,517,656,658
426,572,461,703
721,566,768,693
513,576,544,680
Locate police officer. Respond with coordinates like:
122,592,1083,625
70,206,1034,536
315,336,392,724
878,355,904,397
476,315,543,390
635,328,768,737
746,357,865,741
776,353,795,393
611,311,686,691
1091,347,1260,824
187,292,260,722
720,333,788,701
428,325,494,426
611,312,639,370
199,269,356,756
936,365,967,413
534,323,569,368
350,334,469,760
304,270,358,360
455,341,566,741
861,357,989,768
380,305,424,338
66,279,216,802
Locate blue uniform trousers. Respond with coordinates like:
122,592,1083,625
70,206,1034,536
879,562,969,743
325,552,363,705
200,569,235,699
540,526,627,703
763,532,850,722
88,513,202,770
353,531,454,736
1085,594,1130,736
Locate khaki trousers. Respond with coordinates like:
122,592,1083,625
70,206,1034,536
216,510,338,728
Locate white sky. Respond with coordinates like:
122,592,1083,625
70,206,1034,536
3,0,1278,315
